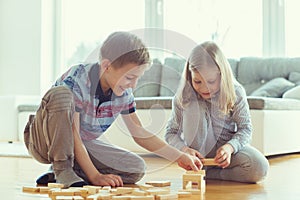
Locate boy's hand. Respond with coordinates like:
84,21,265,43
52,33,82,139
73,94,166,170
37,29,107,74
177,153,203,171
90,173,123,187
215,144,234,168
181,146,204,159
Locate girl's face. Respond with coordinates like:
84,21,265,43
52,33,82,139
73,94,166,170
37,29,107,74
191,67,221,99
104,62,148,96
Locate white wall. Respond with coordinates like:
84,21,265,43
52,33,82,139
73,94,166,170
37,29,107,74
0,0,42,96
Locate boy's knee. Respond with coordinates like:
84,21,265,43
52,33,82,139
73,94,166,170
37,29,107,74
44,86,73,103
123,156,146,184
42,86,74,111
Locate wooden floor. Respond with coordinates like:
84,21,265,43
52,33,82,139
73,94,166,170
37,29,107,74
1,153,300,200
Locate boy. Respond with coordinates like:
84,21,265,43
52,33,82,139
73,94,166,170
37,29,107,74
24,31,201,188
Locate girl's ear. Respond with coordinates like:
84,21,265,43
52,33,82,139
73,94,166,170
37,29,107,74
100,59,111,71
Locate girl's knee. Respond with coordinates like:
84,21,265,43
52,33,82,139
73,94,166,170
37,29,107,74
239,153,269,183
249,156,269,183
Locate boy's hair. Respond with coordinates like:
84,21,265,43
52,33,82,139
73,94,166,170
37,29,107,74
176,41,236,114
100,31,150,67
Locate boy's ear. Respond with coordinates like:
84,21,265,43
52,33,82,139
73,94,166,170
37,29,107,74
100,59,111,71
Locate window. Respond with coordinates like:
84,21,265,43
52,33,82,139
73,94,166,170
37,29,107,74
164,0,262,58
285,0,300,57
57,0,144,76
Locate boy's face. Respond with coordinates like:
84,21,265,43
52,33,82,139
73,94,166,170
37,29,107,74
105,62,148,96
191,67,221,100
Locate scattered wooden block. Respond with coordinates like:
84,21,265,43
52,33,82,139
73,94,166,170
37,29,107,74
55,196,84,200
87,193,112,200
177,191,192,198
138,184,154,191
131,189,148,196
111,187,134,195
146,188,170,196
156,193,178,200
22,186,40,193
145,180,171,187
38,186,50,194
130,196,155,200
102,186,112,191
48,183,65,188
83,185,102,195
111,196,131,200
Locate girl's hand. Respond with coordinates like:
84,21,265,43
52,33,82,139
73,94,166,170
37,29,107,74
177,153,203,171
181,146,204,159
215,144,234,168
90,173,123,187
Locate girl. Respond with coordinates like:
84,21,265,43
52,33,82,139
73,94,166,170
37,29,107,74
24,32,201,188
165,41,269,183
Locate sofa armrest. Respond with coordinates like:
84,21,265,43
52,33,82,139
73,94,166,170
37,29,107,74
247,96,300,110
135,96,173,109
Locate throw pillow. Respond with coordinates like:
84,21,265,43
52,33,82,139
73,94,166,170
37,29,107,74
250,77,295,97
288,72,300,85
282,85,300,100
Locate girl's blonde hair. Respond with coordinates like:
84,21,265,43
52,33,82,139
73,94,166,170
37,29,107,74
176,41,236,114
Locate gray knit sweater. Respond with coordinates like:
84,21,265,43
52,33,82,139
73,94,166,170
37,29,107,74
165,83,252,155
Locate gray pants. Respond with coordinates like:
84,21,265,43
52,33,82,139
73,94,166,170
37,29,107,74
205,142,269,183
24,86,145,186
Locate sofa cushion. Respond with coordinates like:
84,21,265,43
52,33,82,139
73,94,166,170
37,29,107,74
250,77,295,97
228,58,239,78
283,85,300,100
288,72,300,85
159,57,185,96
134,59,162,97
247,96,300,110
237,57,300,95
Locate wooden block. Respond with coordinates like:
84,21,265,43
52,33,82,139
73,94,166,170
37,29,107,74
102,186,112,191
185,170,206,176
22,186,40,193
111,196,131,200
145,181,171,187
202,158,218,166
131,196,155,200
88,193,112,200
83,185,102,194
182,174,205,190
111,187,134,195
138,184,154,191
177,191,192,198
38,186,50,194
55,196,84,200
146,188,170,196
156,193,178,200
131,189,148,196
48,183,65,188
51,189,76,196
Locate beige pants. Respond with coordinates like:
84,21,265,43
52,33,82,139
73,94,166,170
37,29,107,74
24,85,145,185
24,86,75,170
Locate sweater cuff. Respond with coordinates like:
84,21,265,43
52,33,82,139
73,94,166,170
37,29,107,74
227,139,240,154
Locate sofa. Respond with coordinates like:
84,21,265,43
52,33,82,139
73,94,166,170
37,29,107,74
103,57,300,156
6,57,300,156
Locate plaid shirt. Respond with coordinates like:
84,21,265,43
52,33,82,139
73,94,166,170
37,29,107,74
54,63,136,140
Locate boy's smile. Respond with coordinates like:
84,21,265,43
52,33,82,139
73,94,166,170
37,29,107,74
101,62,148,96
